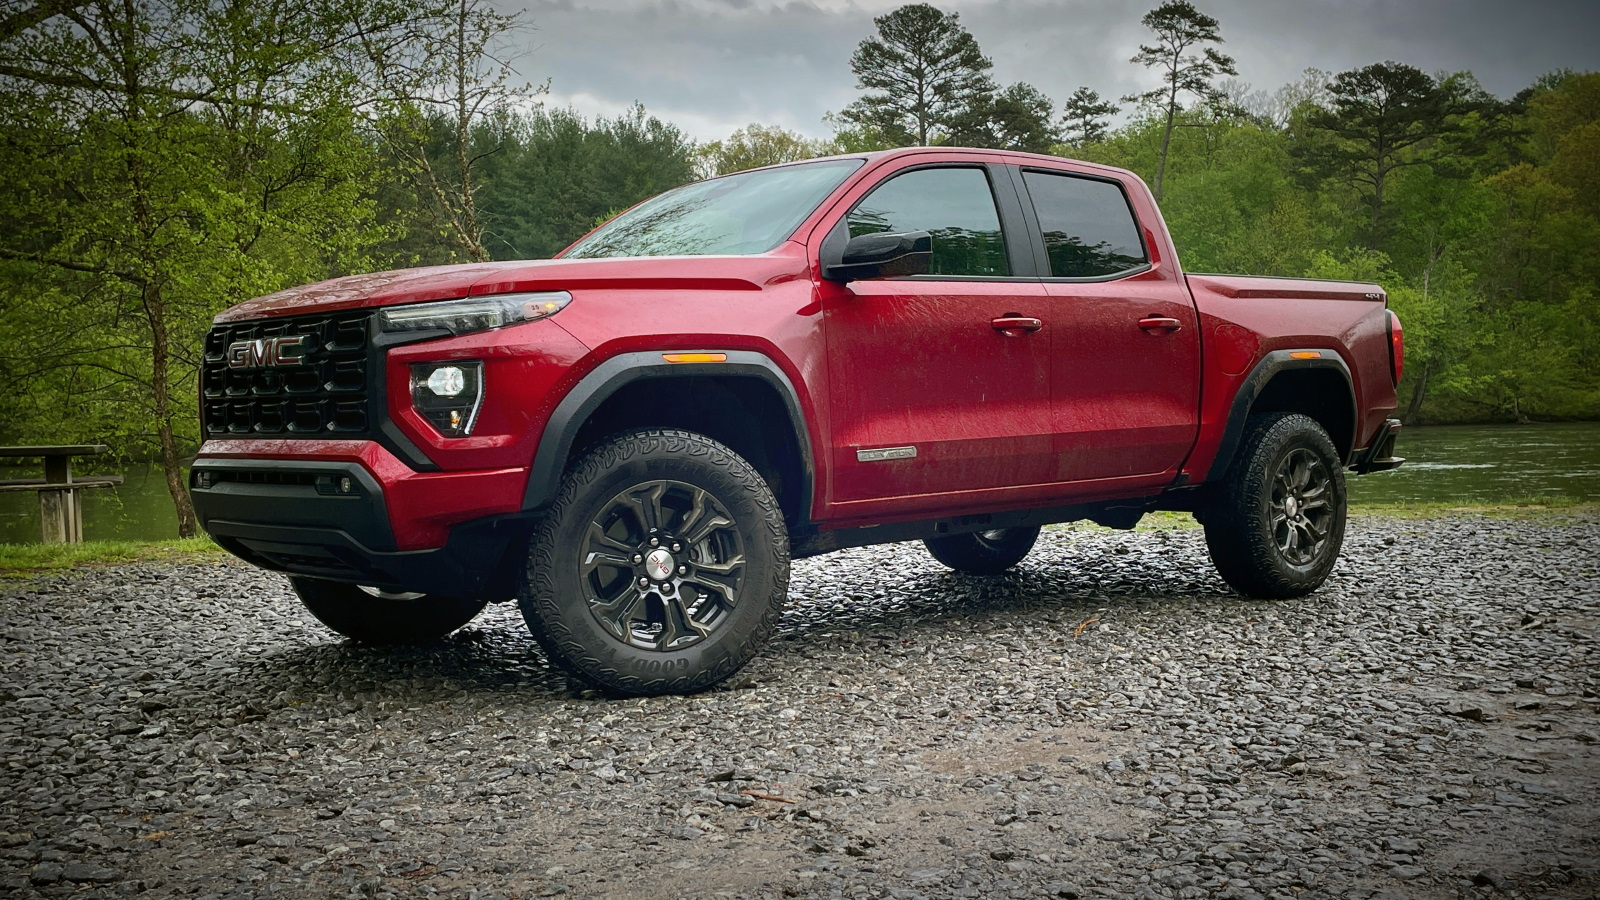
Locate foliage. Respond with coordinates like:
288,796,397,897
945,82,1058,153
838,3,993,146
1060,87,1118,147
1124,0,1238,200
697,123,838,178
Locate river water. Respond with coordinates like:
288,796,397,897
2,422,1597,544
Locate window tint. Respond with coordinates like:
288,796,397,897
1022,171,1148,278
846,167,1009,277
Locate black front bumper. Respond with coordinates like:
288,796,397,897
1351,418,1405,474
191,459,525,599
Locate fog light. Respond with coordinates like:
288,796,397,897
426,366,466,397
194,471,214,489
410,361,484,437
339,477,353,493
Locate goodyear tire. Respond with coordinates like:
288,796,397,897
289,577,486,645
923,526,1040,575
1203,412,1347,599
520,429,790,695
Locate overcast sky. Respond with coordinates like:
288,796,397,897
498,0,1600,141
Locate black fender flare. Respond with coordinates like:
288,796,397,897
521,349,815,512
1207,349,1357,481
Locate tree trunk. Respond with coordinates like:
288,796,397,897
1402,361,1429,424
1154,84,1178,202
145,283,198,538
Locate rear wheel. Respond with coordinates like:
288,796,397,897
520,429,789,695
289,577,487,645
1203,412,1347,598
923,526,1041,575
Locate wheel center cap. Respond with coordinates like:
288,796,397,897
1285,496,1299,517
644,548,676,581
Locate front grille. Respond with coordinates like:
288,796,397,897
201,310,373,437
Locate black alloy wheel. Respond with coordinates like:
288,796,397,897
521,429,789,695
1203,412,1347,599
1269,447,1335,566
581,480,747,651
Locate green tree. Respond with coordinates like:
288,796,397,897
1125,0,1237,200
946,82,1058,153
363,0,544,263
1295,62,1483,239
697,123,837,177
0,0,442,535
840,3,993,146
1060,87,1118,147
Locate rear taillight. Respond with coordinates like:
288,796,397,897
1386,309,1404,386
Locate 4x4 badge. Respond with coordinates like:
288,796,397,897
226,335,310,369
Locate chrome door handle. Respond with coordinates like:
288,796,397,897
991,316,1042,335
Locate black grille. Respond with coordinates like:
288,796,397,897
201,310,373,437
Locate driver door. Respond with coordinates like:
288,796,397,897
819,163,1053,512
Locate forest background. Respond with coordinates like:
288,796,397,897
1,0,1595,534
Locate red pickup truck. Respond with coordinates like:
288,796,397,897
194,147,1404,695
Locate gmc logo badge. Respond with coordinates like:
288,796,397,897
226,335,310,369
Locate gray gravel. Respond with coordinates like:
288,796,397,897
2,513,1597,900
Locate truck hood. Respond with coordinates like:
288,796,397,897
214,251,809,323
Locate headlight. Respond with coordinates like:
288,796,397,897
377,291,571,337
411,361,484,436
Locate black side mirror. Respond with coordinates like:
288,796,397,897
822,230,932,282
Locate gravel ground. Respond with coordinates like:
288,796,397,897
1,513,1597,900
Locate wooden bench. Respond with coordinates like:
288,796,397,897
0,445,125,543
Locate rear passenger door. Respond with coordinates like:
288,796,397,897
1014,167,1201,484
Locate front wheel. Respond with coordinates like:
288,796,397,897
924,526,1041,575
289,578,487,645
519,429,790,695
1203,412,1347,598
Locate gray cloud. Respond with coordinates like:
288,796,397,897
497,0,1600,141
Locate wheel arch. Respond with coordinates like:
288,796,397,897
1208,350,1357,481
523,350,815,528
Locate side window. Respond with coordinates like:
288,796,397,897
846,167,1010,277
1021,171,1148,278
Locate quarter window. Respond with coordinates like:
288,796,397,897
1022,171,1148,278
846,167,1010,277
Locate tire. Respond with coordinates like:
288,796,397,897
289,577,487,645
1203,412,1347,599
519,428,790,696
923,526,1041,575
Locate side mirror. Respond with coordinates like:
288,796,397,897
822,230,932,282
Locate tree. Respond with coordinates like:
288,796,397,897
1125,0,1237,200
362,0,543,263
946,82,1058,153
0,0,460,536
1060,87,1118,147
697,124,837,178
1296,62,1482,239
840,3,993,146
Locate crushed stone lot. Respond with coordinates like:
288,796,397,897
1,514,1597,900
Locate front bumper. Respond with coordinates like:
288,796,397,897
191,453,529,599
1351,418,1405,474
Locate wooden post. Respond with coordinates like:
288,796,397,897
39,454,79,544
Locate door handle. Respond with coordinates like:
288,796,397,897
991,316,1042,335
1138,316,1183,333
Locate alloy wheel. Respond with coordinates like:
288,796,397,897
580,480,746,651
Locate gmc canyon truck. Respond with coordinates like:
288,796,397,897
194,147,1404,695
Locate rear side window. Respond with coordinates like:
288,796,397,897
846,167,1010,277
1022,171,1148,278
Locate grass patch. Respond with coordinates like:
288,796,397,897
1349,494,1598,517
0,536,225,574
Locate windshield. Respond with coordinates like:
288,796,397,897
563,158,864,259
